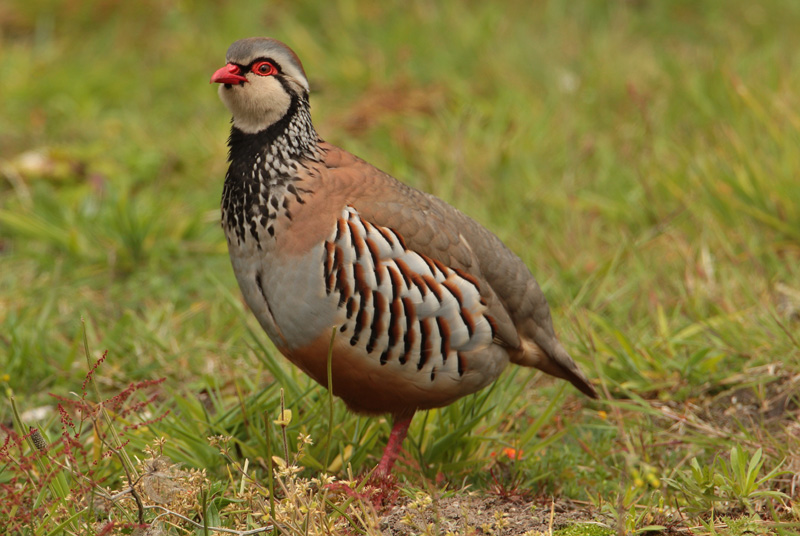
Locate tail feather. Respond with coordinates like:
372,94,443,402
512,339,598,399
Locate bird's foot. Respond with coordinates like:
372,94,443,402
323,470,399,511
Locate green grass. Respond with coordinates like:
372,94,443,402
2,0,800,534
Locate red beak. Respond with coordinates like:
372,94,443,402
211,63,247,84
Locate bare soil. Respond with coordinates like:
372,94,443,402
380,494,612,535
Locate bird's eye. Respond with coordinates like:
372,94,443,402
252,61,277,76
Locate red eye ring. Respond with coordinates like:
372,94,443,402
252,61,277,76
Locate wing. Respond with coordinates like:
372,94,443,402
313,143,596,397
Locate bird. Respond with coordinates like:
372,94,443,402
211,37,597,477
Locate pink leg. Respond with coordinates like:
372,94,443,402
376,414,414,476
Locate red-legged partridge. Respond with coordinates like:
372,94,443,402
211,37,597,476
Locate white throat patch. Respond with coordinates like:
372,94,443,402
218,77,293,134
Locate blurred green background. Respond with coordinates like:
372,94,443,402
1,0,800,529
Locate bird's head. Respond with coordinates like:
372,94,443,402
211,37,310,134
